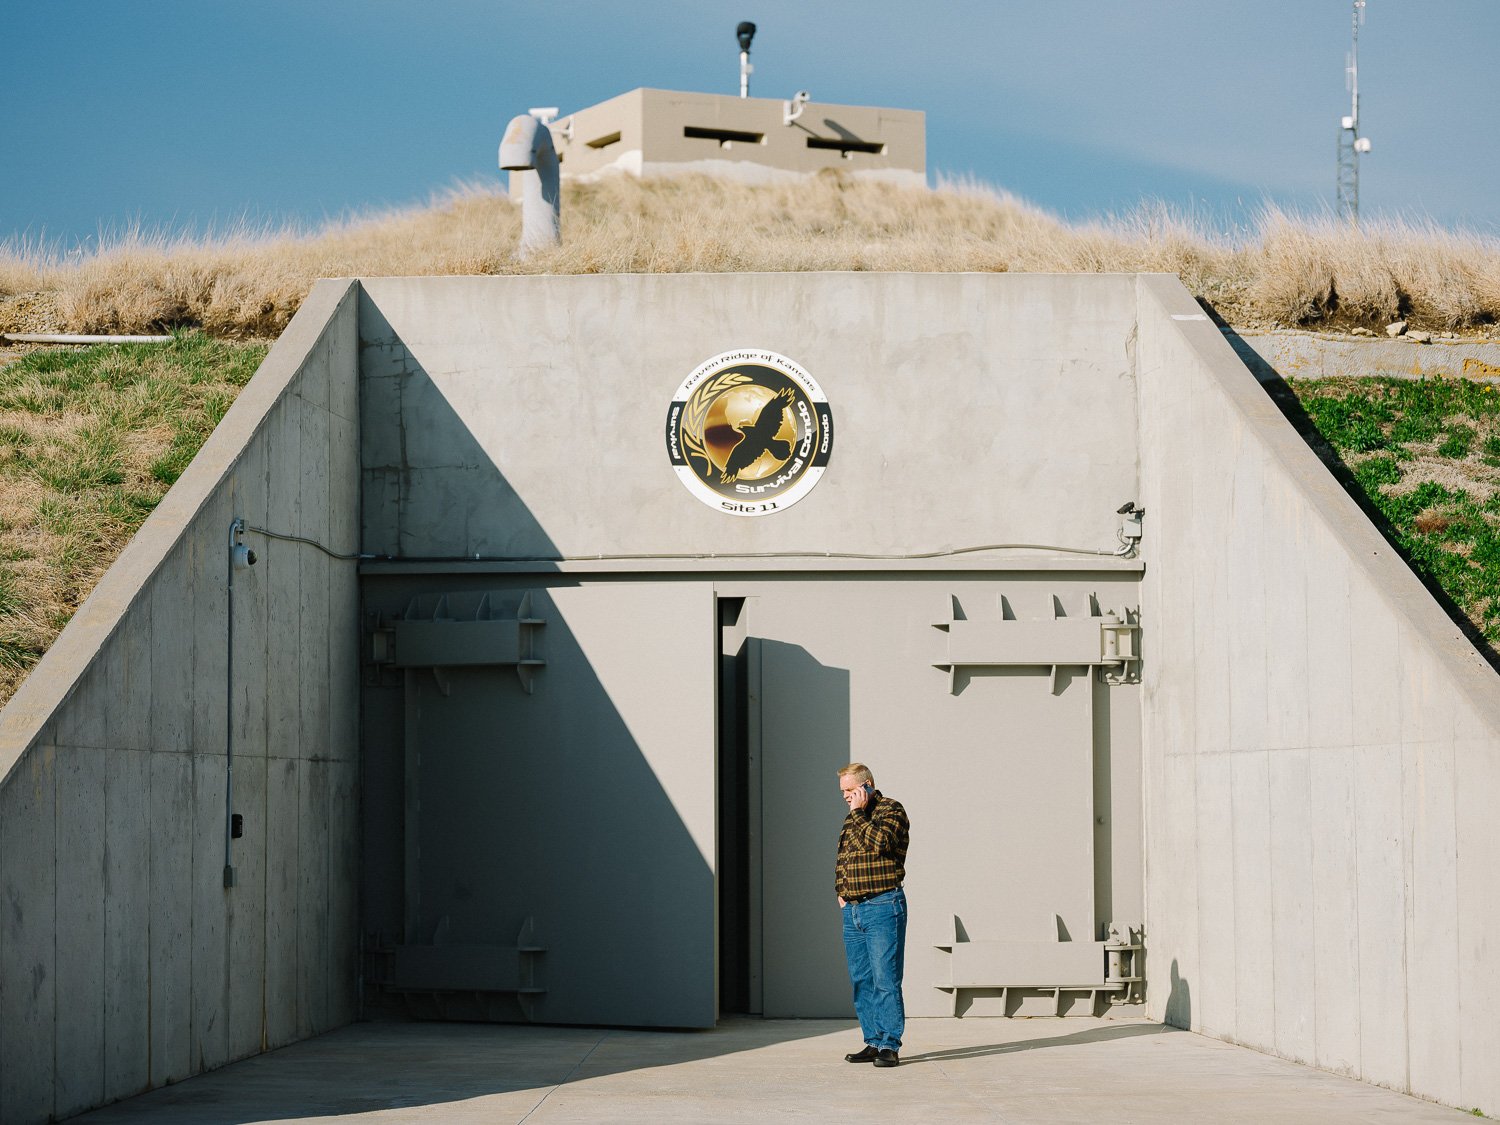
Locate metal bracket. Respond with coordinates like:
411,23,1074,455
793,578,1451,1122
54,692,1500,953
389,914,547,1017
516,915,546,1021
1104,921,1144,1005
932,916,1144,1015
372,590,546,694
1097,615,1141,685
931,594,1141,693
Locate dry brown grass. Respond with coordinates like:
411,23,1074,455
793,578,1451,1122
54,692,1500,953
4,174,1498,338
1247,211,1500,331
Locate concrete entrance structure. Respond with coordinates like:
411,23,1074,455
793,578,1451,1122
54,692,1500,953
355,274,1146,1031
522,88,925,188
2,272,1499,1121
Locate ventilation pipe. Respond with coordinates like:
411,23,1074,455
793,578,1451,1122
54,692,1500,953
499,110,561,256
1,332,172,345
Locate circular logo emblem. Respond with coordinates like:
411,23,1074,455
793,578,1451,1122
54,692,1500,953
666,350,834,516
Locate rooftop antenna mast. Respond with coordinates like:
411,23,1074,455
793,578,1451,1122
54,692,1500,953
737,22,756,97
1337,0,1372,224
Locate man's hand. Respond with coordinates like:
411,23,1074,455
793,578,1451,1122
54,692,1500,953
837,895,846,907
843,783,870,813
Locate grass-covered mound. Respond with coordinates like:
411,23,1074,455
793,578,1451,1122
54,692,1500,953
1284,375,1500,646
3,175,1498,339
0,334,266,703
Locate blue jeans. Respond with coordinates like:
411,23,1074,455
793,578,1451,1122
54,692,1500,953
841,887,907,1051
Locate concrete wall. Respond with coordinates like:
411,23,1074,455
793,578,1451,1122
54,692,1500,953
357,272,1149,1028
1227,328,1500,384
0,279,363,1123
1136,274,1500,1116
359,273,1142,559
538,87,926,188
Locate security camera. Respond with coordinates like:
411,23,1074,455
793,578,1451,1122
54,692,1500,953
228,517,257,570
784,90,811,125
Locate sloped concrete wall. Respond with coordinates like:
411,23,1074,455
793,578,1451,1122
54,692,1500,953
1136,274,1500,1116
0,279,362,1123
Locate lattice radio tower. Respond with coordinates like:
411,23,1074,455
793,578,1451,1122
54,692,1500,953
1337,0,1373,223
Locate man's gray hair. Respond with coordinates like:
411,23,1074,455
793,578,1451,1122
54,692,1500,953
838,762,874,786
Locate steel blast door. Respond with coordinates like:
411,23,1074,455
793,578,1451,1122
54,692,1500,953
752,583,1100,1018
404,583,717,1028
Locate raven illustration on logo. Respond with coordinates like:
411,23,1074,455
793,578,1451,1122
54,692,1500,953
721,387,796,483
666,351,832,515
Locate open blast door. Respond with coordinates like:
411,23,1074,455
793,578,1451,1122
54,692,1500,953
385,583,717,1028
730,581,1141,1019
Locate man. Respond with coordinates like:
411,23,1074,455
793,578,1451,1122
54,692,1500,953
835,762,910,1069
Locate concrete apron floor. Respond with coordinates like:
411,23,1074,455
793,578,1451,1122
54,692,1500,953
73,1017,1474,1124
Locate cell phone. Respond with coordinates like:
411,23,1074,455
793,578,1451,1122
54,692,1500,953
862,783,873,795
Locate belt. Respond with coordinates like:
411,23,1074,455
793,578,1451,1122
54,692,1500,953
844,886,901,904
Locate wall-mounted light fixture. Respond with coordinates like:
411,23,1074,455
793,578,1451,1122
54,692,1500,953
736,21,756,98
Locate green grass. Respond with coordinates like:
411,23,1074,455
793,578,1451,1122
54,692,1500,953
0,332,265,704
1287,375,1500,646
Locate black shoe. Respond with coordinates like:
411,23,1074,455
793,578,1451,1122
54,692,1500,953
873,1049,899,1068
844,1045,880,1063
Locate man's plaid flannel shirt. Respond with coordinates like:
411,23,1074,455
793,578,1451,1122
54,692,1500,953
835,790,909,901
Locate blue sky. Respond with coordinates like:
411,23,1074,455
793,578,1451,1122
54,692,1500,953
4,1,1498,250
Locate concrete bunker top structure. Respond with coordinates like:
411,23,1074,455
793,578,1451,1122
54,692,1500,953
517,87,926,189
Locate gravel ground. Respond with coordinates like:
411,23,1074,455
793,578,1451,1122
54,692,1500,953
0,291,64,366
0,290,62,333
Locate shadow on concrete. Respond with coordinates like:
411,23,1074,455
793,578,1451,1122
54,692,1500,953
900,1019,1173,1065
74,1018,850,1123
1090,671,1113,933
357,292,570,563
755,639,852,1017
1165,957,1192,1029
358,294,581,982
358,300,719,1028
1211,315,1280,384
356,306,877,1070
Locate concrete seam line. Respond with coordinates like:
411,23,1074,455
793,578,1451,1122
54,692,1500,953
362,541,1131,563
516,1031,610,1123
